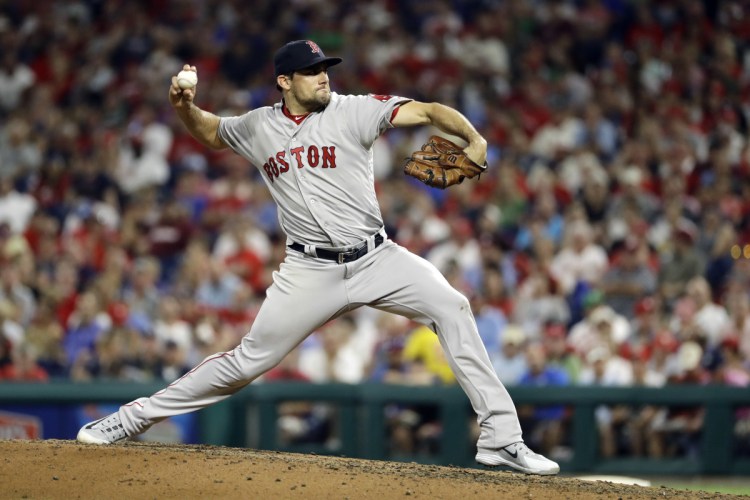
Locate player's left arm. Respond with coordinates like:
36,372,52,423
391,101,487,166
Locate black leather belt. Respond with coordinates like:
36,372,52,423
289,234,384,264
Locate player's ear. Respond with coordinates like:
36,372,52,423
277,74,292,92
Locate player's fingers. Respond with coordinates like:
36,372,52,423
180,64,198,75
169,76,182,94
463,145,486,166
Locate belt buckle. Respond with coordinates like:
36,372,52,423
337,249,357,264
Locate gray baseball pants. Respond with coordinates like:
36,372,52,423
118,240,522,451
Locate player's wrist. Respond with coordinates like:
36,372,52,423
177,100,199,118
467,134,487,149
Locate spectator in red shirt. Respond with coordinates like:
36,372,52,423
146,198,193,285
0,343,49,382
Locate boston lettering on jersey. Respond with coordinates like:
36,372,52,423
262,145,337,182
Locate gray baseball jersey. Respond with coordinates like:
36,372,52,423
218,92,406,247
116,93,523,454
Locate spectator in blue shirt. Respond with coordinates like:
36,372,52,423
62,291,107,368
517,342,570,456
514,191,564,252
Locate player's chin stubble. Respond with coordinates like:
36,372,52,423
296,88,330,111
310,90,331,109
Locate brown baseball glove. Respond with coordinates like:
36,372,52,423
403,135,487,189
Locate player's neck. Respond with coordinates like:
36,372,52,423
282,96,323,117
282,102,310,125
281,96,310,116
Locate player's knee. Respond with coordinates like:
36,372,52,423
429,289,471,320
237,336,288,377
237,354,283,380
446,289,471,313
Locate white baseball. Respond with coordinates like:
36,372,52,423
176,70,198,90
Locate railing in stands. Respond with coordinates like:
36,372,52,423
1,382,748,475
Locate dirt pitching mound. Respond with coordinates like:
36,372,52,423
0,440,740,499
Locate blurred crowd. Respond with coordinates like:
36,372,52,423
2,0,750,458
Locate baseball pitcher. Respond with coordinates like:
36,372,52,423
77,40,559,476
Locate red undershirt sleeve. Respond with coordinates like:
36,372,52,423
389,105,401,124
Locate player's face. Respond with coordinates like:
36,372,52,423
288,63,331,110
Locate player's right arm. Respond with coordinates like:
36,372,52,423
169,65,227,150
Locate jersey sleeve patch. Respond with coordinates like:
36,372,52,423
368,94,394,102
